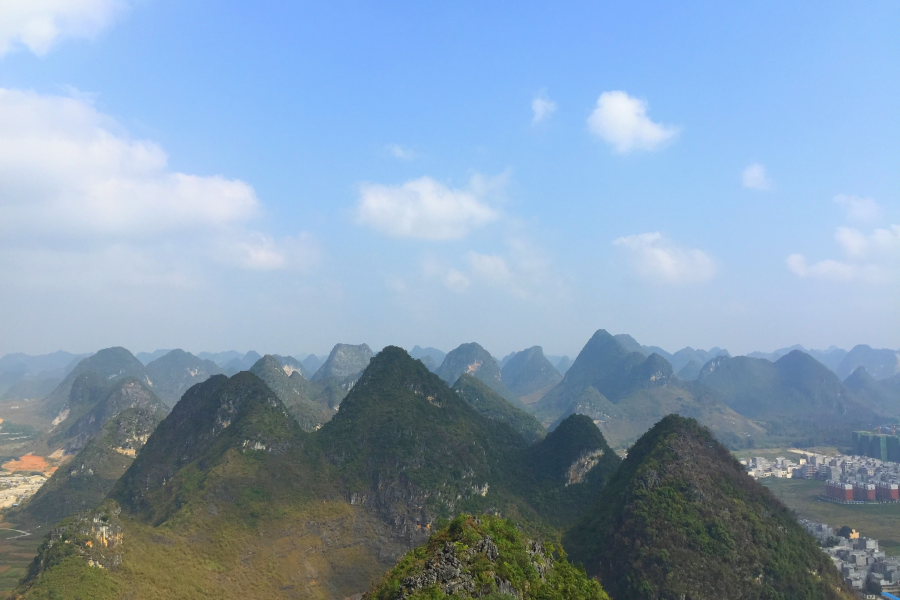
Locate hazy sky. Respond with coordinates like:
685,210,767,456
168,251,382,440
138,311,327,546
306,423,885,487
0,2,897,358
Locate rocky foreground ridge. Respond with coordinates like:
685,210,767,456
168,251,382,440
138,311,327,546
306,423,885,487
364,514,608,600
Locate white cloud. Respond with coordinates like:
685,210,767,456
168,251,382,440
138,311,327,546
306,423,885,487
613,232,717,284
0,89,259,239
387,143,416,160
833,225,900,259
531,91,557,124
786,255,886,283
0,88,319,275
355,175,501,240
0,0,124,56
587,91,679,153
741,163,772,191
835,227,870,258
788,224,899,283
834,194,882,222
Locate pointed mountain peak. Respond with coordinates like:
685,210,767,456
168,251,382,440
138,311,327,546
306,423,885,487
250,354,332,431
435,342,516,402
697,353,731,377
436,342,497,380
144,349,222,407
565,414,853,600
846,364,875,383
312,343,374,381
642,352,673,371
111,371,298,523
337,345,446,413
42,346,149,418
49,375,167,456
500,346,562,399
252,354,283,373
527,414,614,484
451,373,545,443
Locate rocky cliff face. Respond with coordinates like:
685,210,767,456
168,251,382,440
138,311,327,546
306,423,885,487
48,377,167,455
435,343,518,402
250,354,334,431
14,405,166,526
312,343,374,381
41,347,149,419
364,514,609,600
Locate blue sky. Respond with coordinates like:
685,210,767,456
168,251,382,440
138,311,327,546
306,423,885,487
0,1,897,358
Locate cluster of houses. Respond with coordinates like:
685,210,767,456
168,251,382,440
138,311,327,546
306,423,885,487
742,453,823,480
801,519,900,594
743,449,900,504
0,472,47,509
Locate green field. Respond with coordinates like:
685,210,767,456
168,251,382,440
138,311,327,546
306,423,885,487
762,478,900,556
0,523,40,596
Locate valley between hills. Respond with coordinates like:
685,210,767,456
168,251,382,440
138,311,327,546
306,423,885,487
0,329,896,598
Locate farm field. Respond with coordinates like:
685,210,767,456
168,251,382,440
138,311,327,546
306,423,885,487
762,478,900,556
0,522,40,595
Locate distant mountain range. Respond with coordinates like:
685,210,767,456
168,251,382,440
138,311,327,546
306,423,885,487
532,330,764,449
16,347,623,598
500,346,562,402
311,343,373,381
409,345,446,372
697,351,885,445
13,349,853,599
435,342,519,403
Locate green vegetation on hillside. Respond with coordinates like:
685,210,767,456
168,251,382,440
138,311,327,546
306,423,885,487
249,354,334,431
365,514,609,600
565,415,853,600
436,343,518,403
451,374,546,444
17,347,623,599
41,347,148,419
500,346,562,399
698,351,884,445
46,377,167,455
536,330,763,449
144,349,222,407
12,405,167,527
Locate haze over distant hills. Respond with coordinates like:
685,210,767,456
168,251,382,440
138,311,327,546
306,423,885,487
435,342,522,404
40,347,151,421
533,330,764,449
16,347,622,599
409,345,446,372
697,351,885,445
500,346,562,402
3,340,874,599
144,350,222,407
311,343,373,381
